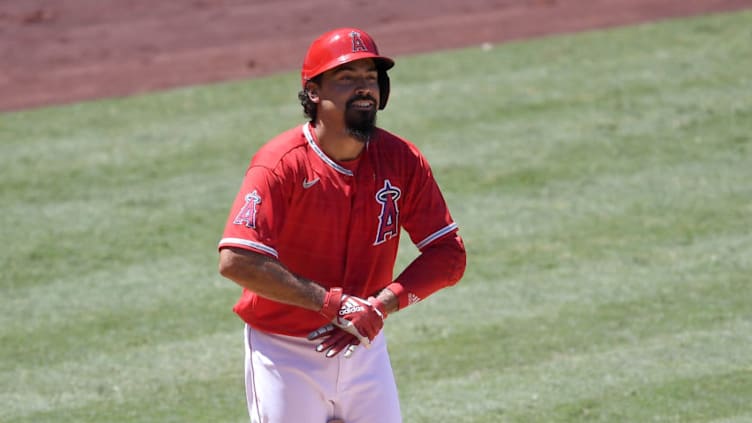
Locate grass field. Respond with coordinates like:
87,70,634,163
2,9,752,423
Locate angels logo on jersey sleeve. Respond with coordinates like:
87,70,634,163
374,179,401,245
233,190,262,228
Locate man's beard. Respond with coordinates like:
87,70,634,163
344,95,378,142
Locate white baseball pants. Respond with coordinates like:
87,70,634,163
243,325,402,423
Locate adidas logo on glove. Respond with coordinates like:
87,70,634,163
339,299,365,315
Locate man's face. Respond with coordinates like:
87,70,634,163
316,59,380,141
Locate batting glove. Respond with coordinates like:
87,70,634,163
319,288,387,347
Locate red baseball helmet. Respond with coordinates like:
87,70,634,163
301,27,395,109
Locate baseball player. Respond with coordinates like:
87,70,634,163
217,27,466,423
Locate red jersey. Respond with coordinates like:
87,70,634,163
219,123,465,336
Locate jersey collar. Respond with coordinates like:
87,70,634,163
302,123,361,177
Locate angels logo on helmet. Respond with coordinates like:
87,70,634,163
349,31,369,52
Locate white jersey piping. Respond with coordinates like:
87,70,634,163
219,238,279,258
302,123,354,176
416,222,458,250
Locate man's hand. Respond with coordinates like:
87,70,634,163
308,324,360,358
319,288,387,347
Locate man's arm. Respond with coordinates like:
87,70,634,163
219,247,386,345
311,233,465,358
383,232,466,311
372,286,399,315
218,247,327,311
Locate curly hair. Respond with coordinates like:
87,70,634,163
298,76,322,123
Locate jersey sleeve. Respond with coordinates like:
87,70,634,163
218,165,287,258
400,152,458,250
389,151,466,309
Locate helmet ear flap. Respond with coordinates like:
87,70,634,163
378,70,390,110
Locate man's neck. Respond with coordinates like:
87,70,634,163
313,122,367,162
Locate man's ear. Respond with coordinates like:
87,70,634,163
305,82,320,103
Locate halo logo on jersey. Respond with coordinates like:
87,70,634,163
233,190,262,228
374,179,401,245
350,31,368,53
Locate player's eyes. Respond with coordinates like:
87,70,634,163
336,73,378,84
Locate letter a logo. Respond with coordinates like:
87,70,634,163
350,31,368,53
373,180,401,245
233,190,262,228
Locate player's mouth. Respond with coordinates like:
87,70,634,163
351,101,374,109
347,96,377,111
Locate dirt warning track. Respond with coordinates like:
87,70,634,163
1,0,751,111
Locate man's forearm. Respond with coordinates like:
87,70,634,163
389,234,466,310
218,247,327,312
374,287,400,315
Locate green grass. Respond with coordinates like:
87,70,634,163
2,9,752,423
